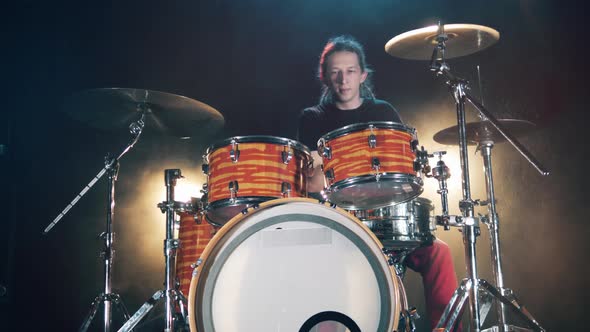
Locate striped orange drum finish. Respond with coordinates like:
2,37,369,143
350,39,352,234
203,136,312,226
176,212,216,298
322,128,416,182
319,122,423,210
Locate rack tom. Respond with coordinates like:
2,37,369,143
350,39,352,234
201,136,312,226
318,122,423,210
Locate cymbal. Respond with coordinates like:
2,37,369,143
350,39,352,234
433,119,536,145
62,88,224,138
385,24,500,60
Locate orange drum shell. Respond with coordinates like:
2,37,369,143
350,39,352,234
323,128,416,185
206,143,309,202
176,212,216,298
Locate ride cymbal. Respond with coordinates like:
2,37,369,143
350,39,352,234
385,24,500,60
433,119,536,145
62,88,224,138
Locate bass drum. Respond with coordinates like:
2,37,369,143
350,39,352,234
188,198,403,332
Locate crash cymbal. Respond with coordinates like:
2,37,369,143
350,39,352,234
62,88,224,138
385,24,500,60
433,119,536,145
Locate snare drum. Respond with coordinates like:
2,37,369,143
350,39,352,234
350,197,436,250
188,198,403,332
202,136,312,226
318,122,423,210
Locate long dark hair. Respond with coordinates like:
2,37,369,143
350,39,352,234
318,35,375,104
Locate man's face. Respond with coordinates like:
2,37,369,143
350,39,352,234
324,51,368,107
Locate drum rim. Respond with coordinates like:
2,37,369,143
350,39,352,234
188,197,401,332
318,121,416,143
204,196,278,226
325,173,424,210
205,135,312,156
350,196,435,215
205,196,277,210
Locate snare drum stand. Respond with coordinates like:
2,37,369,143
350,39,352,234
118,169,190,332
43,110,147,332
384,249,420,332
428,23,548,332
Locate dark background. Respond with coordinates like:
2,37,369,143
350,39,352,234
2,0,588,331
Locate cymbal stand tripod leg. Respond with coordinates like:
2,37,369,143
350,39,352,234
79,293,132,332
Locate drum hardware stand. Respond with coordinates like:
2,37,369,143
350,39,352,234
428,23,548,332
427,151,451,226
414,145,431,176
429,151,494,323
384,248,411,279
398,285,420,332
118,169,191,332
43,109,146,332
383,249,419,332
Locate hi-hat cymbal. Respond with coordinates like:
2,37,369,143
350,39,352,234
385,24,500,60
62,88,224,138
433,119,536,145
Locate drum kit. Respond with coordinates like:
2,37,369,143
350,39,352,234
44,23,549,332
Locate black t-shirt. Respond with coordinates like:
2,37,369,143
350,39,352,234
296,98,403,150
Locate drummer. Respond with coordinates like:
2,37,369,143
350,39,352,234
296,35,461,331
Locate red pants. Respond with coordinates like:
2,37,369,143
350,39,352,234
317,239,460,332
406,239,461,331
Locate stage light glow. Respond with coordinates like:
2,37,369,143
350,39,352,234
175,179,202,203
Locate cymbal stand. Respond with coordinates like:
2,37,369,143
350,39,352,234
476,141,544,332
118,169,190,332
478,140,507,331
428,23,547,332
43,109,146,332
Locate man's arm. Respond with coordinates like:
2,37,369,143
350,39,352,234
308,150,325,193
